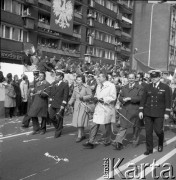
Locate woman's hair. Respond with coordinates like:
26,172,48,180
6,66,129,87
6,73,12,84
76,75,85,83
14,74,18,81
0,71,5,83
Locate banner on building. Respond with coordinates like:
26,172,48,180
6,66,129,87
50,0,75,35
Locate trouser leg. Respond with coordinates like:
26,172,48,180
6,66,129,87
41,117,46,132
144,116,154,151
115,127,127,144
133,127,142,144
5,108,9,118
153,117,164,147
88,123,100,143
104,123,112,143
22,115,31,127
32,117,40,132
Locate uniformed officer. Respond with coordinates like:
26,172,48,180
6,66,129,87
139,70,171,155
46,70,69,138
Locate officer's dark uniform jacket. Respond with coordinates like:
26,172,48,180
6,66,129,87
46,81,69,109
139,82,171,117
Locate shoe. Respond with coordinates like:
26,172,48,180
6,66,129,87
144,150,153,155
21,125,29,128
115,142,123,150
83,142,94,149
158,146,163,152
40,131,46,135
102,141,111,146
54,131,62,138
32,131,40,135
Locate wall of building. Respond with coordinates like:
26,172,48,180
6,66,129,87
132,1,171,71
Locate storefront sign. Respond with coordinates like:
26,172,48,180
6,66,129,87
1,51,23,61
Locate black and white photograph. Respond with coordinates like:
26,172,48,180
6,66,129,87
0,0,176,179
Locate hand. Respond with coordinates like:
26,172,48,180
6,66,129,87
30,93,34,96
139,112,143,119
37,90,42,94
60,106,64,110
164,114,169,120
79,96,84,101
93,97,98,104
99,98,104,104
123,97,131,102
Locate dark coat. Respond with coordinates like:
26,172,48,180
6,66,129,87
37,60,52,72
46,81,69,109
139,82,171,117
119,83,143,128
28,80,50,117
12,81,22,107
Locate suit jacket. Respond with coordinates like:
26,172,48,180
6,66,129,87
46,81,69,109
119,83,143,128
139,82,171,117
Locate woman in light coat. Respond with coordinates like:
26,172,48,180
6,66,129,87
68,75,92,142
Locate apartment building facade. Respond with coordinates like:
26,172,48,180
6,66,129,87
1,0,134,66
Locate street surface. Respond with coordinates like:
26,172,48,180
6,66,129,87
0,114,176,180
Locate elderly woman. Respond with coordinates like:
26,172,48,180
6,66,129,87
68,75,92,142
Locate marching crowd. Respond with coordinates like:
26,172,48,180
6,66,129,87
0,57,176,155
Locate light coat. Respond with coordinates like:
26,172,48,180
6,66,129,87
69,84,92,127
93,81,117,124
4,84,16,108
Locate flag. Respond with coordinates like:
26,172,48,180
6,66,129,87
50,0,75,35
134,57,155,73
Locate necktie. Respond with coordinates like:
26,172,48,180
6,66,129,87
153,83,156,88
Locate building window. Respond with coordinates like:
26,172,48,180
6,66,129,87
12,27,23,41
5,26,11,39
12,0,21,15
1,0,5,10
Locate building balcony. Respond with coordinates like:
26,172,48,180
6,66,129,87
74,12,83,19
122,32,131,38
38,0,51,6
117,13,122,21
73,33,81,39
87,13,95,19
121,46,131,56
87,36,94,45
22,15,35,29
87,19,94,27
122,16,132,24
1,10,23,26
25,0,35,5
115,45,121,52
120,21,132,28
115,29,122,37
1,38,23,52
88,0,95,8
38,45,81,57
120,4,133,14
38,21,50,29
121,32,131,42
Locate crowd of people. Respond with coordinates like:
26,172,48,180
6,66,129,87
0,55,176,155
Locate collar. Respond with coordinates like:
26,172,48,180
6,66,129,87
153,81,160,88
129,83,135,88
57,80,63,86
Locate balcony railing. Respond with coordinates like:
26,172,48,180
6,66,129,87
115,29,122,37
23,16,35,29
38,0,51,6
38,46,80,57
122,16,132,24
74,12,83,19
38,21,50,29
121,32,131,38
25,0,35,5
73,33,81,38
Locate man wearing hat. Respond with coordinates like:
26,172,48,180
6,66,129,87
139,70,171,155
46,70,69,138
87,72,97,95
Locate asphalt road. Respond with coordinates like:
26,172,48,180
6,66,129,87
0,115,176,180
